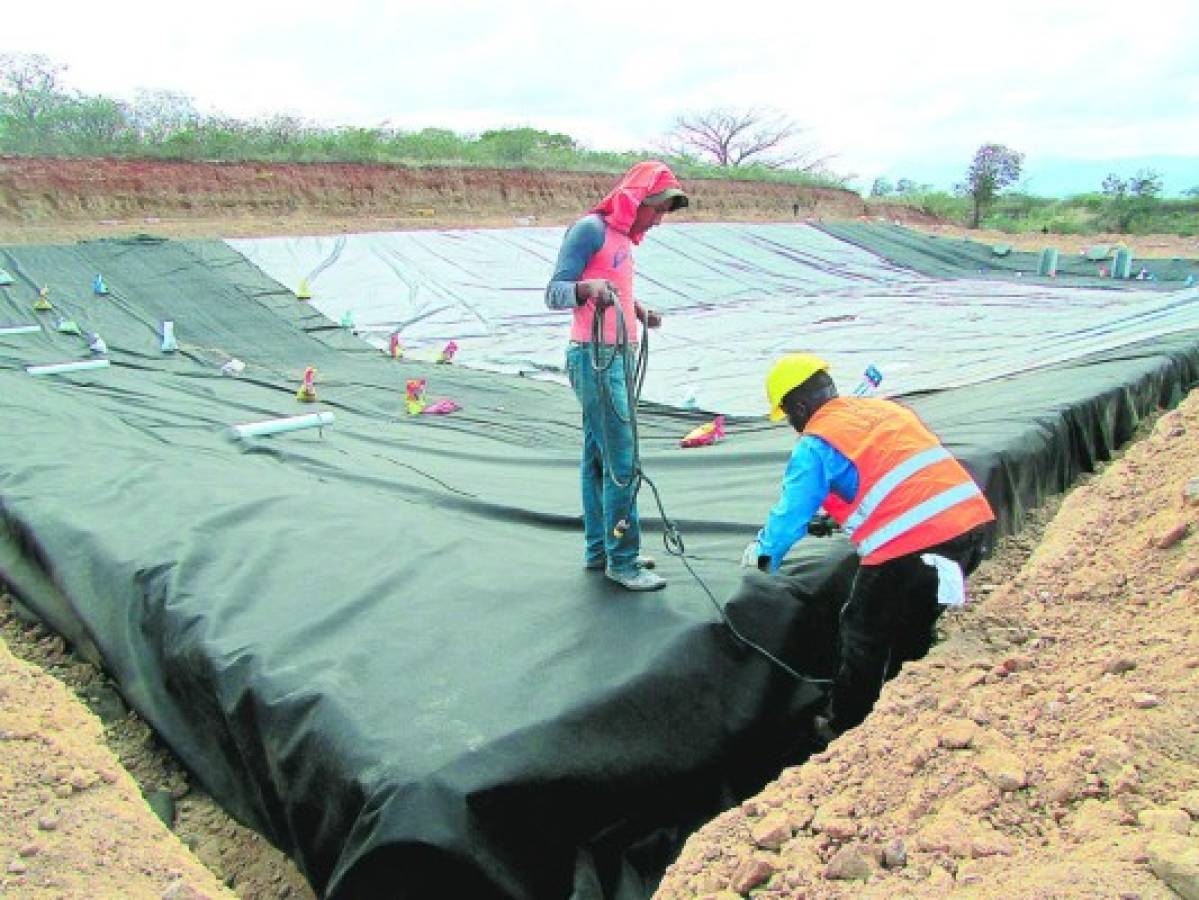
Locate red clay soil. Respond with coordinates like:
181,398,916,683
0,155,940,244
3,156,1194,260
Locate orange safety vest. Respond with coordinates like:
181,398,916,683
806,397,995,565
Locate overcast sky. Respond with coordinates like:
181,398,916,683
5,0,1198,192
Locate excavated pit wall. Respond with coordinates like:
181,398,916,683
0,156,924,226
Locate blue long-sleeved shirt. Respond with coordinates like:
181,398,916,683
756,435,859,573
544,214,607,309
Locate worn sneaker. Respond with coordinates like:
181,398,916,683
585,554,656,571
604,565,666,592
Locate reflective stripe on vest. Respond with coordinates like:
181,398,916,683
857,480,985,559
842,446,951,538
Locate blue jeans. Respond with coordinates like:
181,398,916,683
566,343,641,574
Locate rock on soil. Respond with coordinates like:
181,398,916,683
0,599,316,900
656,392,1199,898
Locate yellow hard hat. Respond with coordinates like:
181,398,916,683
765,353,830,421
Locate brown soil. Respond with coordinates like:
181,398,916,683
1,157,1197,899
2,156,1196,259
0,156,903,245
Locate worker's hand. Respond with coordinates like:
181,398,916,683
806,512,839,537
635,302,663,329
577,279,618,309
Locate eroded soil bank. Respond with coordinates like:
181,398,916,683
0,156,904,244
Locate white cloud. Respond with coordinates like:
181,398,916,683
4,0,1196,181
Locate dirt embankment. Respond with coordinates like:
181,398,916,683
0,156,941,244
0,636,238,899
5,156,1195,259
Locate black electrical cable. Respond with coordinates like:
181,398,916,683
588,291,832,687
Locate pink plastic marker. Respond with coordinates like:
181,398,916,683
388,331,403,359
421,398,461,415
679,415,725,448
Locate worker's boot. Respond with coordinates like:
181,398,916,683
605,564,666,592
585,554,655,571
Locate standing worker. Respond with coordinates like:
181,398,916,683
743,354,995,738
545,161,688,592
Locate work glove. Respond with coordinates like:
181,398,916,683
741,541,768,572
635,301,663,329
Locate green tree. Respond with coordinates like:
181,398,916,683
1101,169,1163,233
393,127,469,161
957,143,1024,227
894,178,931,196
327,126,387,162
475,127,577,164
869,177,893,197
55,94,131,153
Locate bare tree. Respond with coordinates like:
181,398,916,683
663,107,829,171
129,89,200,143
0,52,68,128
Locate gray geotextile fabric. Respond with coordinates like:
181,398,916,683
0,233,1196,898
230,224,1199,414
816,221,1199,285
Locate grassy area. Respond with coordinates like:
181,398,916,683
874,190,1199,237
0,118,848,191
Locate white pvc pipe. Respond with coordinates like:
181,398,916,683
0,324,41,336
26,359,111,376
230,411,334,440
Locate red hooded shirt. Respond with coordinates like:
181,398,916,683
572,161,682,343
591,160,684,245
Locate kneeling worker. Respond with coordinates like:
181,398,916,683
743,354,995,740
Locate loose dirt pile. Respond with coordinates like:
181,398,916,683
0,635,236,899
0,597,314,900
655,398,1199,898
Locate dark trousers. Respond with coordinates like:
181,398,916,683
828,525,988,733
